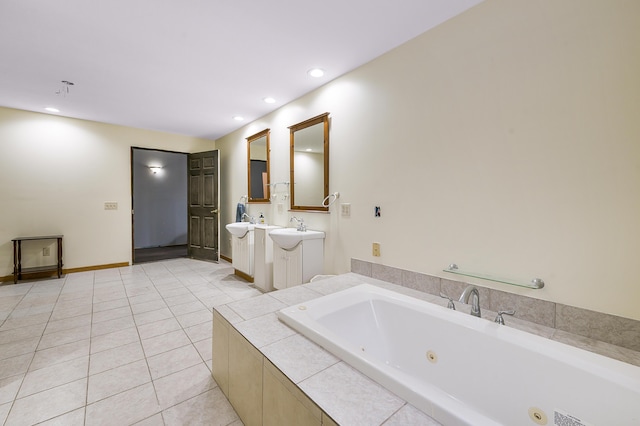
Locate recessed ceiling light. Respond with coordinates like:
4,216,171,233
307,68,325,78
233,115,244,121
45,107,60,113
263,97,276,104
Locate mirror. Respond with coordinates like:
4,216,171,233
247,129,270,202
289,113,329,211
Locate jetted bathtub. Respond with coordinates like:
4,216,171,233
277,284,640,426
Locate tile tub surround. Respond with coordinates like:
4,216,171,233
212,279,442,426
212,273,640,426
0,258,254,426
352,258,640,355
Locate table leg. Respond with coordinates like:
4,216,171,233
17,241,22,281
13,240,18,284
57,237,63,278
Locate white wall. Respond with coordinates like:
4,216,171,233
217,0,640,320
0,107,213,276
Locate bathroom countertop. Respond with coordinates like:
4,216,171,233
214,273,640,425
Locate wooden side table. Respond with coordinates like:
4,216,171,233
12,235,63,283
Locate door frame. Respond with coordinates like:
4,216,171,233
130,147,189,264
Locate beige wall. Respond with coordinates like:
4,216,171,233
217,0,640,320
0,107,213,276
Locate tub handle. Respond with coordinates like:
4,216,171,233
439,293,456,310
495,310,515,325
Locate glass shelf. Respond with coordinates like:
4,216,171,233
443,264,544,289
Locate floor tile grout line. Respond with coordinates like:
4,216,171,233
0,283,35,330
2,259,243,426
85,362,154,407
137,261,231,420
155,378,220,415
83,270,96,426
126,264,165,421
86,265,168,423
4,273,73,425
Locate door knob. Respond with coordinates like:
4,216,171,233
210,209,218,214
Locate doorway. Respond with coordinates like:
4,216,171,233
131,148,220,264
132,148,188,264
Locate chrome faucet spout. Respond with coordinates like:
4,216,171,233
289,216,306,231
242,213,255,224
458,285,481,317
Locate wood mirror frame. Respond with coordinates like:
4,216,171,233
247,129,270,203
289,113,329,211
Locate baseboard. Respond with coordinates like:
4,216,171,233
220,254,232,263
234,269,254,283
0,270,59,283
63,262,130,274
0,262,130,284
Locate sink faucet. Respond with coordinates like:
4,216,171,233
458,285,481,317
242,213,255,224
290,216,306,231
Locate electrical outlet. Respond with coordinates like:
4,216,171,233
372,242,381,257
277,203,283,214
340,203,351,217
43,247,50,256
104,202,118,210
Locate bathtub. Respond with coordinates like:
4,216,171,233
277,284,640,426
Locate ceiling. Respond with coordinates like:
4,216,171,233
0,0,483,140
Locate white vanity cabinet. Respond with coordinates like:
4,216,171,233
231,230,254,279
273,237,324,289
253,225,280,292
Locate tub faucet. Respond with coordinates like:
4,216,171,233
458,286,481,317
439,293,456,310
495,310,515,325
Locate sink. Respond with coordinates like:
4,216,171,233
269,228,325,250
226,222,256,238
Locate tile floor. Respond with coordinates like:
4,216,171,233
0,258,259,425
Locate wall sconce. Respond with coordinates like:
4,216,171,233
148,166,163,174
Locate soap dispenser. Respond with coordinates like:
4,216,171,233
258,212,265,224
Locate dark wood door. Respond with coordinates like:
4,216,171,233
188,150,219,262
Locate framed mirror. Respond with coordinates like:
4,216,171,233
247,129,270,202
289,113,329,211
